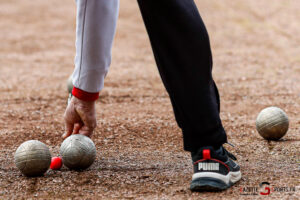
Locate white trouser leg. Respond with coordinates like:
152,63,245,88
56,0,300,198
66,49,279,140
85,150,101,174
73,0,119,93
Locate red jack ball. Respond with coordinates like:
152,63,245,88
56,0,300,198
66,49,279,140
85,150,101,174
50,157,63,170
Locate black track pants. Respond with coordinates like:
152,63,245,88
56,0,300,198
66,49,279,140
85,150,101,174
137,0,227,152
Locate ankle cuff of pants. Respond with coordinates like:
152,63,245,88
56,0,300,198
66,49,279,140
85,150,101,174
182,125,227,152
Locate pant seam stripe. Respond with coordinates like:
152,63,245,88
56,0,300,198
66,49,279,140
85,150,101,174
78,0,88,88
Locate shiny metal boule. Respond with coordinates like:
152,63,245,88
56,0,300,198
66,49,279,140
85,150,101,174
67,75,73,94
60,134,96,170
14,140,51,177
256,106,289,140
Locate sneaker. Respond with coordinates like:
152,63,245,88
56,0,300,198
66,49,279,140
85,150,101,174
190,146,241,191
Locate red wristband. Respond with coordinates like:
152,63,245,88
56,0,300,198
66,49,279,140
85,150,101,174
72,87,99,101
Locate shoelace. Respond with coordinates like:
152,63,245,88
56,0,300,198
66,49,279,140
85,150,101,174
223,143,237,161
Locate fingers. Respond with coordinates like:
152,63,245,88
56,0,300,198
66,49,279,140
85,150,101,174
79,126,95,137
63,122,74,139
74,98,97,138
73,123,83,134
78,113,96,138
63,97,97,139
63,98,81,139
77,107,96,137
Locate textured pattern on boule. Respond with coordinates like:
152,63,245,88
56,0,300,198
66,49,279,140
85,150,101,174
60,134,96,170
14,140,51,176
256,107,289,140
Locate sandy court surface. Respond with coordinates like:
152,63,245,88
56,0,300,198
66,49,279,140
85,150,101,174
0,0,299,199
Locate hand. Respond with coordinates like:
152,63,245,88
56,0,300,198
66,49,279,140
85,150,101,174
63,96,97,139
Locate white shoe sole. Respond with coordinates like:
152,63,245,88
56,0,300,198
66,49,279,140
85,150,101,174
191,171,242,191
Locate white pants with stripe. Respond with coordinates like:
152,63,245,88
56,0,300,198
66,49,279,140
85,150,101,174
73,0,119,93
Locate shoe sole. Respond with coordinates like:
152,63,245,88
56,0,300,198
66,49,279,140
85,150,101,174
190,171,241,192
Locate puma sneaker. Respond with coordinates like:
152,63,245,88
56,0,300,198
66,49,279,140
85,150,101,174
190,146,241,191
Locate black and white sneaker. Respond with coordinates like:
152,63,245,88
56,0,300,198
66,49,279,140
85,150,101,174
190,146,241,191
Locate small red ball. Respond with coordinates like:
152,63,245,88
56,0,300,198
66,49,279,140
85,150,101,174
50,157,63,170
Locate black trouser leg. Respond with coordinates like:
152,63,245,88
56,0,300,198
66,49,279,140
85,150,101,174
137,0,227,152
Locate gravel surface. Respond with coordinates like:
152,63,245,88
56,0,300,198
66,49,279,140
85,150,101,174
0,0,299,199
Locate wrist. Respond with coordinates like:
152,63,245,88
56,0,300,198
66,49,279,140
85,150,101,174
72,96,95,108
72,87,99,101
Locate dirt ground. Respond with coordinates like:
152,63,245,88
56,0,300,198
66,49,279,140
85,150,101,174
0,0,299,199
